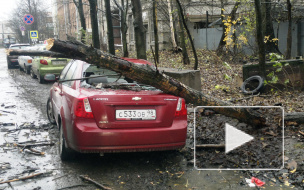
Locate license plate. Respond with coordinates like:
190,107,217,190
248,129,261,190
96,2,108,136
52,60,67,65
116,109,156,120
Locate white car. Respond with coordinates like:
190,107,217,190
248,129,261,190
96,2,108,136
18,45,46,74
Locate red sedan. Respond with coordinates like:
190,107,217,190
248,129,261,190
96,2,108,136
47,59,187,160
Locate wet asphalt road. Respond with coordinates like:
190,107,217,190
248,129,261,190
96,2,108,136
0,48,292,190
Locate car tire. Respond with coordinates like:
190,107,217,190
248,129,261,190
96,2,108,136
19,65,23,71
7,60,12,69
38,74,45,84
47,98,56,124
59,121,75,161
25,65,30,74
30,69,37,79
241,75,264,95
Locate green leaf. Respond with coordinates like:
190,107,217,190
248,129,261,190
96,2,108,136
276,67,282,72
267,71,274,77
223,62,232,70
215,85,221,90
273,62,282,67
270,76,279,83
224,74,232,80
284,79,290,84
284,63,290,67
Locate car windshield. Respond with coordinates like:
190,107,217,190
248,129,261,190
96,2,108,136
81,64,158,91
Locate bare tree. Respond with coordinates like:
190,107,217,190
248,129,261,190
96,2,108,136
175,0,198,70
131,0,147,59
8,0,51,43
217,1,240,54
153,0,159,63
254,0,266,78
105,0,115,55
167,0,177,49
263,0,281,54
88,0,100,49
113,0,129,57
72,0,87,43
177,1,189,65
286,0,292,59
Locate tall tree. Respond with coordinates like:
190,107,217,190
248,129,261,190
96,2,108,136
217,1,240,54
177,0,189,65
254,0,266,78
88,0,100,49
105,0,115,55
131,0,147,59
286,0,292,59
72,0,87,43
153,0,159,63
263,0,280,54
175,0,198,70
167,0,177,49
113,0,129,57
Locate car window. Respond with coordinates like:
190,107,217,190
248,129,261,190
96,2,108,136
81,64,158,91
59,61,73,80
62,61,78,87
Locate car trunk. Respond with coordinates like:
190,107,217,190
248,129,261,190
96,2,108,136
86,90,179,129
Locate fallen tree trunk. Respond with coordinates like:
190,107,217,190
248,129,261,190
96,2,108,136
285,112,304,124
10,38,266,126
7,49,69,58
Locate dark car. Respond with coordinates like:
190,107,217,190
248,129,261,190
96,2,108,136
47,59,188,160
7,44,31,69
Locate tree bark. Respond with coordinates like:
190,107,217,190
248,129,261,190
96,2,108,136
167,0,177,48
105,0,115,55
286,0,292,59
264,0,281,54
121,0,129,57
175,0,198,70
254,0,266,78
217,1,240,54
153,0,159,63
88,0,100,49
113,0,129,57
131,0,147,59
73,0,87,44
177,1,189,65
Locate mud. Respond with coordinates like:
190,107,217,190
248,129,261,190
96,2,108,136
0,48,302,189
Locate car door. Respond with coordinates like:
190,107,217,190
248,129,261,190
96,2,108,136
59,61,80,144
52,61,73,124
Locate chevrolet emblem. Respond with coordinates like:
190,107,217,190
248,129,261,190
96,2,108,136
132,97,142,101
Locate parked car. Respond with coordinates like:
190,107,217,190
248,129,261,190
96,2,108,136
18,47,35,74
3,37,16,48
18,45,48,74
31,55,70,84
47,59,188,160
6,44,31,69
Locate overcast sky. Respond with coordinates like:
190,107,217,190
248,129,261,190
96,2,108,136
0,0,52,21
